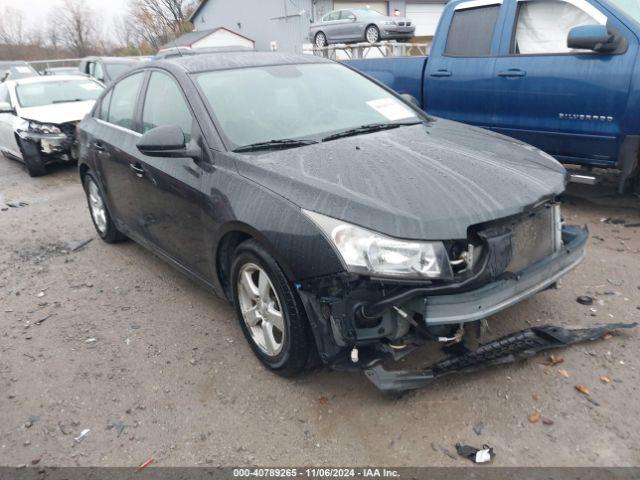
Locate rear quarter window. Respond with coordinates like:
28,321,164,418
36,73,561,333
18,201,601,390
445,5,501,56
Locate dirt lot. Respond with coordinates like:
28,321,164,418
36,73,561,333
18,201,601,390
0,155,639,468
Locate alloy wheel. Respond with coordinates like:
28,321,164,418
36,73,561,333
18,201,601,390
315,32,327,48
87,179,107,234
237,262,286,357
366,26,379,43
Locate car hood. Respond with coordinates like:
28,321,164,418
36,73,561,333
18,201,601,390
19,100,95,125
233,118,567,240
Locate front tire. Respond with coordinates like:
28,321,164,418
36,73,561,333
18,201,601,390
18,138,46,177
82,172,126,243
231,240,311,377
365,25,380,43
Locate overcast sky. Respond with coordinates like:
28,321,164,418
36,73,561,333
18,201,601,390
0,0,130,38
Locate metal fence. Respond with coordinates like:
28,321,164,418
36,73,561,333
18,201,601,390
28,58,84,73
304,41,430,60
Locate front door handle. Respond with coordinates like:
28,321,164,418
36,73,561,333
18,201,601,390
498,69,527,78
93,141,106,152
430,69,452,78
129,163,145,178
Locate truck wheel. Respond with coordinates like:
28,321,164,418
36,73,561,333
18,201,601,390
82,172,126,243
231,239,311,377
315,32,327,48
365,25,380,43
18,138,46,177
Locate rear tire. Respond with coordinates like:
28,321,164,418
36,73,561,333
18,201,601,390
18,138,46,177
82,172,126,243
231,239,311,377
315,31,328,48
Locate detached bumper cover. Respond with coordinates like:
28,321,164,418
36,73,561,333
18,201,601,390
365,322,638,394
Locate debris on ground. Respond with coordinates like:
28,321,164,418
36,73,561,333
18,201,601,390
455,443,495,464
107,420,126,437
6,201,28,208
528,412,541,424
472,422,484,436
600,375,612,384
64,238,94,253
542,417,555,426
575,385,590,396
74,429,90,443
577,296,594,306
135,457,154,473
543,354,564,366
558,369,570,378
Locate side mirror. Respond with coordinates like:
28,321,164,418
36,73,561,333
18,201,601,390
348,15,356,21
400,93,420,108
136,125,200,159
0,102,14,114
568,24,618,53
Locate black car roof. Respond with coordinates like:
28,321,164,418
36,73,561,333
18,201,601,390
163,51,333,74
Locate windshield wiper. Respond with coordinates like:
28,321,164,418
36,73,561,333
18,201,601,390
232,138,318,153
322,121,422,142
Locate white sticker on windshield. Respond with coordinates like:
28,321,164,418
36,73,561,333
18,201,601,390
81,83,102,91
367,98,414,121
16,66,32,73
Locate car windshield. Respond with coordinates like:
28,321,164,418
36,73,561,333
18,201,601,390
195,63,420,149
105,63,134,79
354,8,385,17
16,79,104,108
608,0,640,23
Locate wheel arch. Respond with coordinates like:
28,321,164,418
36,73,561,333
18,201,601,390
215,222,298,301
365,23,380,41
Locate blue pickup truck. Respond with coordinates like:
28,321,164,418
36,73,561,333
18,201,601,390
345,0,640,192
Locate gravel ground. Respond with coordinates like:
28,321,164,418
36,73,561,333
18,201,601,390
0,156,639,468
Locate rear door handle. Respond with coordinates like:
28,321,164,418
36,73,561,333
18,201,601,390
93,141,106,152
498,69,527,78
430,69,452,78
129,163,145,178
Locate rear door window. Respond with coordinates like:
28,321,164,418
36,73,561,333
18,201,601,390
107,72,144,131
445,5,501,56
97,89,113,121
141,72,193,141
513,0,605,54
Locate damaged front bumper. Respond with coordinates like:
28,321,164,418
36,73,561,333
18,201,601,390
365,322,637,394
17,127,78,163
297,223,605,392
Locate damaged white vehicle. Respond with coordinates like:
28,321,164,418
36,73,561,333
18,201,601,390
0,75,104,176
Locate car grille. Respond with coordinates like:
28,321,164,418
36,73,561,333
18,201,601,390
398,21,411,26
506,205,559,273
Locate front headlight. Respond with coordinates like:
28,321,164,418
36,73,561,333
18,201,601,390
383,20,396,26
28,121,62,135
303,210,453,280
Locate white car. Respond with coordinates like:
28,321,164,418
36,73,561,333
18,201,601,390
0,75,104,176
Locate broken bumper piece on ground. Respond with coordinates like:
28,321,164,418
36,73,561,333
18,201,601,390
364,323,638,394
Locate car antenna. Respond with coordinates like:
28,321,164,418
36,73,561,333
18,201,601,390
173,36,183,57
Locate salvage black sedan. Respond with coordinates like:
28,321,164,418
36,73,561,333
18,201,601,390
77,52,611,393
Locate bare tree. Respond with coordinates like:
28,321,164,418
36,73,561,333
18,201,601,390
130,0,197,50
0,6,25,46
54,0,97,57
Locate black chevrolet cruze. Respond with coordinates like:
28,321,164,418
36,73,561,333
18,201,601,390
78,52,592,392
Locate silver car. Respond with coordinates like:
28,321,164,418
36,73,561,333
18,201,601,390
310,8,415,47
